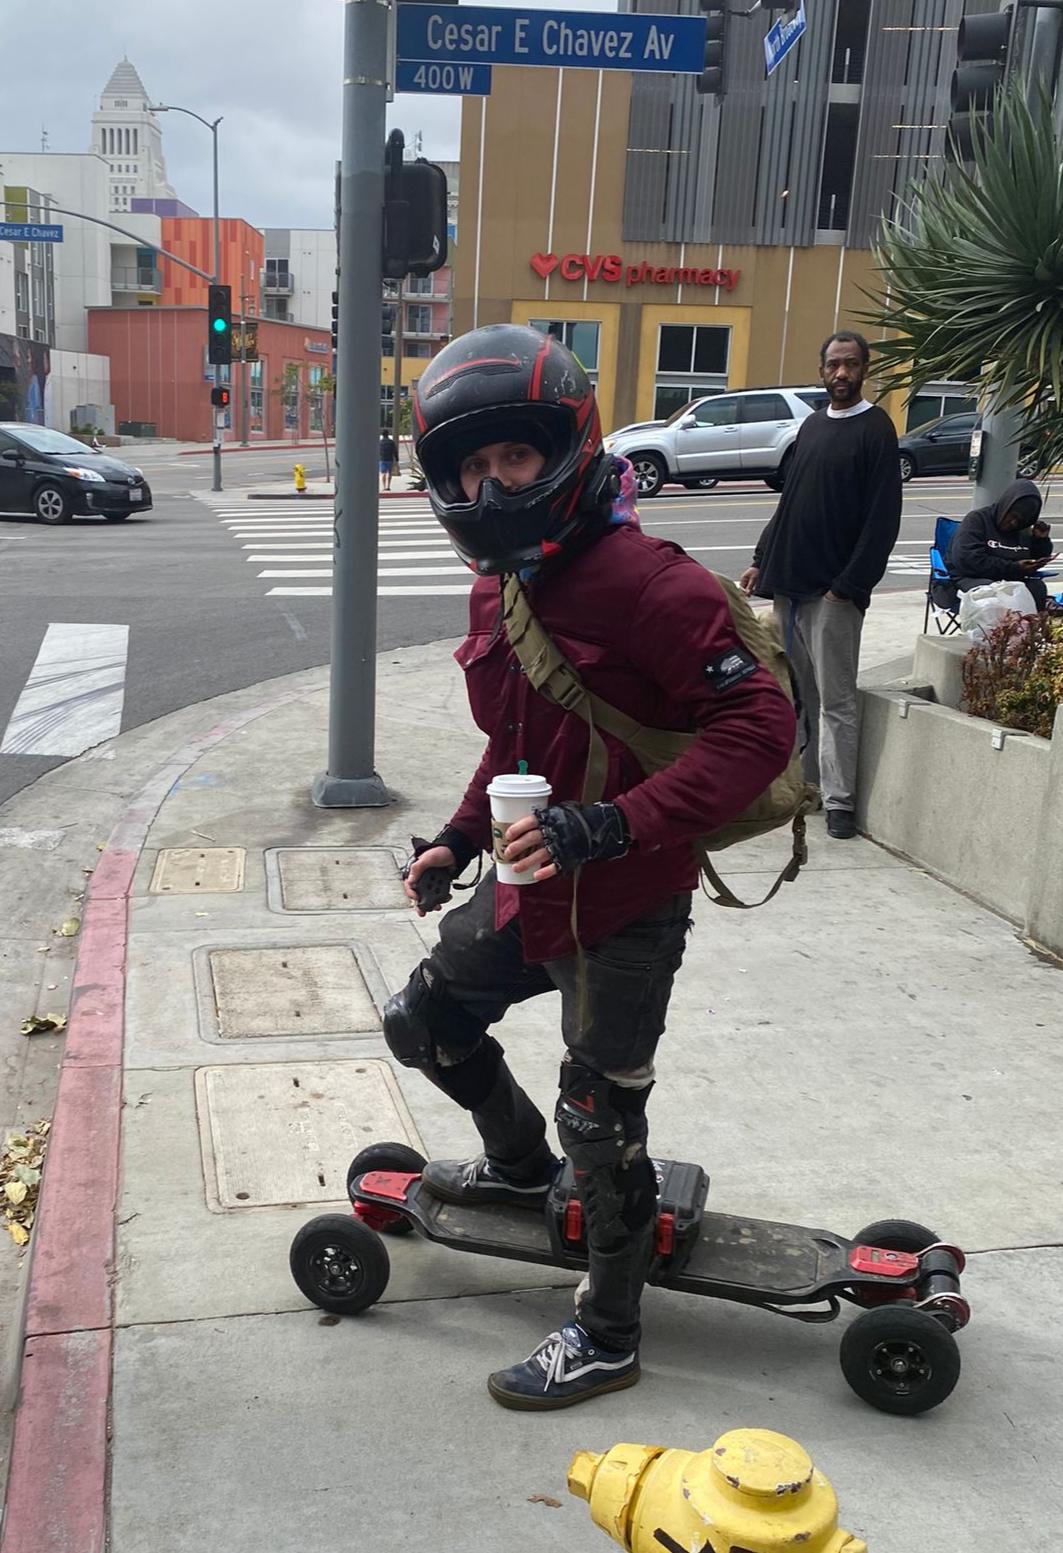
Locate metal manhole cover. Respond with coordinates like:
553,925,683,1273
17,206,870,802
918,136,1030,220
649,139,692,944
208,945,380,1038
267,847,407,912
150,847,246,894
194,1059,423,1209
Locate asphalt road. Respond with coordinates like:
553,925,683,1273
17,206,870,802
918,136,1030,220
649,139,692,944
1,450,1059,808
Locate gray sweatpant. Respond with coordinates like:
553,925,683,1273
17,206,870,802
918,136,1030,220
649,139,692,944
773,594,863,812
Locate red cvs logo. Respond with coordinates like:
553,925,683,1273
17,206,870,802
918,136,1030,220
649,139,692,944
529,252,559,279
530,253,623,284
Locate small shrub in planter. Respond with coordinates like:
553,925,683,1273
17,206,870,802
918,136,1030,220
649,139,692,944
962,612,1063,740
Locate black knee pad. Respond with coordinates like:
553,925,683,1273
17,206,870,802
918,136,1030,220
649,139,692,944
382,962,503,1111
555,1061,657,1249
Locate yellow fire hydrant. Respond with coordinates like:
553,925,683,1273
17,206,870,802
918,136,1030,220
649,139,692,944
568,1429,867,1553
293,463,306,494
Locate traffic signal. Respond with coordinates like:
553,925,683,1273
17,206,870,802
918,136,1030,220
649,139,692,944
210,386,231,408
207,283,232,365
331,290,339,352
382,129,448,280
948,4,1014,161
695,0,728,97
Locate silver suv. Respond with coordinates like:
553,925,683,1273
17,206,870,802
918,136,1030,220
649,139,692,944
604,387,826,497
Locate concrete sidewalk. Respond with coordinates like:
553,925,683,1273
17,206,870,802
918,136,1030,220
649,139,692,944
1,599,1060,1552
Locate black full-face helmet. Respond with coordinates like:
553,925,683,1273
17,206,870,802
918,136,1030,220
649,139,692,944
412,323,618,576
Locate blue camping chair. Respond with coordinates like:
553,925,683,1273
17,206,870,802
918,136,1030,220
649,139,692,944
923,516,961,634
923,513,1062,631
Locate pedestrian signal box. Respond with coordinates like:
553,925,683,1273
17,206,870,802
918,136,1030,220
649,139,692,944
210,386,231,408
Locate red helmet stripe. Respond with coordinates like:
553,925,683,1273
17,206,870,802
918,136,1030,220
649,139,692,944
528,334,551,401
421,356,521,393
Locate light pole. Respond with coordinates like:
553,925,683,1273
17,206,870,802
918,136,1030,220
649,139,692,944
152,103,224,492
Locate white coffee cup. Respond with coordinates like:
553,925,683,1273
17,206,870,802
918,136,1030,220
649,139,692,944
486,773,552,886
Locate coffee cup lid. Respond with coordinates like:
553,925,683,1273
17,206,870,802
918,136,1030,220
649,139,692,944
486,774,552,798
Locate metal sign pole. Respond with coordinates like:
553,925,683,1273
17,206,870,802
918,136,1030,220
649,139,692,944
312,0,390,808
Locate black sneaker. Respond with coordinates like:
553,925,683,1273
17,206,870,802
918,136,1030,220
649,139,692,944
421,1153,559,1210
826,809,857,840
487,1323,640,1410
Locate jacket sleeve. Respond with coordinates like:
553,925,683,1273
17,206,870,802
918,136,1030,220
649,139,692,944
448,740,495,853
1025,525,1053,562
613,566,797,851
831,416,902,603
949,514,1025,580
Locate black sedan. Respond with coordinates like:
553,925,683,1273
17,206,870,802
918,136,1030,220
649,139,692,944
897,411,1037,483
0,423,153,523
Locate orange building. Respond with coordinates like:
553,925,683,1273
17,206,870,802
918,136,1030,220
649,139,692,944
159,217,263,314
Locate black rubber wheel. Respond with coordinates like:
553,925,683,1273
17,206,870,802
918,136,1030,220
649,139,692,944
687,477,719,490
840,1305,960,1415
763,450,793,493
289,1213,390,1314
630,453,666,498
34,483,72,525
899,452,916,483
1017,453,1038,480
347,1141,425,1234
853,1219,939,1253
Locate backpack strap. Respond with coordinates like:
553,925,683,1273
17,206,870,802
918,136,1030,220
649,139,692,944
696,815,807,909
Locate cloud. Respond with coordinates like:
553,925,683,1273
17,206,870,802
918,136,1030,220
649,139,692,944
2,0,617,229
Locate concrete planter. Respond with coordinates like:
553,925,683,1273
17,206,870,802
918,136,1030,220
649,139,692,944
857,637,1063,958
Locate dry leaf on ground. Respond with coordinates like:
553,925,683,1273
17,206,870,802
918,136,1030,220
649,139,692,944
20,1013,66,1036
527,1495,562,1509
56,918,80,937
2,1121,50,1251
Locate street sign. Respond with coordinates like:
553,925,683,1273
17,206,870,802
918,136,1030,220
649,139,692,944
0,222,63,242
232,322,259,361
396,60,493,94
764,2,806,76
396,5,708,74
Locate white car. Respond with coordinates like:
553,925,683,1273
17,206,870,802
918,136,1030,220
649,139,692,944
604,387,826,497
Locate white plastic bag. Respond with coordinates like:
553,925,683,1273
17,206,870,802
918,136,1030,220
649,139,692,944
958,579,1037,640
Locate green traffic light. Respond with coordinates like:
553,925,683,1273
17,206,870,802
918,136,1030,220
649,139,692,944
212,318,227,332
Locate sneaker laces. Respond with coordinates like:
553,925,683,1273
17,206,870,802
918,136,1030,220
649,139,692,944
460,1155,490,1188
532,1329,584,1391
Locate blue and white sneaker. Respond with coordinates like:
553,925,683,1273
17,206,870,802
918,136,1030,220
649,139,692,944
421,1153,559,1210
487,1323,640,1410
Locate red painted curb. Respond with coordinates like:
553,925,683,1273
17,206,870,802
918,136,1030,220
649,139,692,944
0,679,322,1552
3,1331,111,1553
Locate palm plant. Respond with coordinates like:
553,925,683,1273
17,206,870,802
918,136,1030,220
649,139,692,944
864,85,1063,475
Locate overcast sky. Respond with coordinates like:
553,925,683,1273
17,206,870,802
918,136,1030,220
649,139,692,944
3,0,614,230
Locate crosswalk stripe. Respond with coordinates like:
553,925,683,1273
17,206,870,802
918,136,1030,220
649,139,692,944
267,584,473,597
258,565,468,578
247,550,455,563
0,623,128,757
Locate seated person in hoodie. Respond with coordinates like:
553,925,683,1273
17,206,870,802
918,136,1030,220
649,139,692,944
947,479,1056,612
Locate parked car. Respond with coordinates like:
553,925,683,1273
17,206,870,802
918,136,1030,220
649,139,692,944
0,423,153,524
603,387,825,497
897,412,1039,483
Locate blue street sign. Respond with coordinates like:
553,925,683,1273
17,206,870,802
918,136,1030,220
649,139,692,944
0,222,63,243
396,60,493,94
764,2,806,76
396,5,708,74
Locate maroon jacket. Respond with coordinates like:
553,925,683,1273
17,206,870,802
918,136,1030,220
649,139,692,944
450,525,797,962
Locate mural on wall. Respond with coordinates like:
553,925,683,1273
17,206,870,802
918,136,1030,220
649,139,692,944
0,335,50,423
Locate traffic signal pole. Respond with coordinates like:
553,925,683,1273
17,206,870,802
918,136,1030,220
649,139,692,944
311,0,390,808
211,122,223,493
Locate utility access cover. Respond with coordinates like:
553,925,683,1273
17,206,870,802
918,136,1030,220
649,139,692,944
150,847,245,893
207,944,380,1038
195,1059,423,1209
266,847,407,912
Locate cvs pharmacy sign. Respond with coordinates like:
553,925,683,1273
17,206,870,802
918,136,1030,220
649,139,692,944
530,252,741,290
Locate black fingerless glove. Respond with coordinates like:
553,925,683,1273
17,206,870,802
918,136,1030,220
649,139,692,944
403,826,481,911
532,802,632,875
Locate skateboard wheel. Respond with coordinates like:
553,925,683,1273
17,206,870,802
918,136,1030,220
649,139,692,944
852,1218,939,1252
290,1214,390,1315
347,1142,426,1235
840,1305,960,1416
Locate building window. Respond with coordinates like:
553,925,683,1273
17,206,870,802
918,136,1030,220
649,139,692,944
133,129,138,154
529,319,600,375
308,365,325,431
653,324,730,419
406,275,433,295
249,361,264,433
905,384,978,430
817,103,860,231
15,271,29,315
407,342,432,358
405,304,432,335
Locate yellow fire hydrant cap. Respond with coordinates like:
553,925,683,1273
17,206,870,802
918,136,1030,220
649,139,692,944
709,1430,814,1500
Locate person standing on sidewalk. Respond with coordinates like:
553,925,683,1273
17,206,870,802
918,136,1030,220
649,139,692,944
739,331,901,839
379,428,398,491
386,323,797,1410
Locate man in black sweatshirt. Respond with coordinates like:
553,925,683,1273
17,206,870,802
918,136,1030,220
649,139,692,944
740,331,902,839
947,479,1054,612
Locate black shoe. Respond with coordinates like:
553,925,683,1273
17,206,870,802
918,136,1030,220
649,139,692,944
421,1153,559,1209
487,1323,640,1410
826,810,857,840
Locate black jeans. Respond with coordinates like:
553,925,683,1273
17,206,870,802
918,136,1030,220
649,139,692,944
424,870,691,1348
